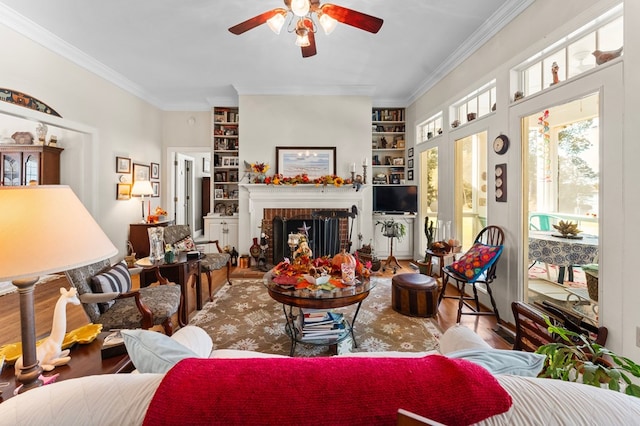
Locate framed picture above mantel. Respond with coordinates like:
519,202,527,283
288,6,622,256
275,146,336,179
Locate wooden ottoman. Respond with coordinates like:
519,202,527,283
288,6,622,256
391,273,438,318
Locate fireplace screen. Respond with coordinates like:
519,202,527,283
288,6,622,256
271,209,356,264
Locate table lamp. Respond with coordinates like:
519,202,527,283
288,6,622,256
0,186,118,393
131,180,154,222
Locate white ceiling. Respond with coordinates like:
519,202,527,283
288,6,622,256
0,0,532,111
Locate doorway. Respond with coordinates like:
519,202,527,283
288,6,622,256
523,93,600,322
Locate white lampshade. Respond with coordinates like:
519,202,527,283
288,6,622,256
0,185,118,281
319,13,337,35
267,11,286,34
290,0,310,17
131,180,154,196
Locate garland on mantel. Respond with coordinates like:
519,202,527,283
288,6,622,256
0,88,61,117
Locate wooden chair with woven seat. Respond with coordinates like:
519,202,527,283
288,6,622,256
163,224,231,302
65,259,182,336
437,225,504,323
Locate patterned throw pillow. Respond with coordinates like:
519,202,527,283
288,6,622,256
448,243,503,281
90,260,132,312
174,236,196,252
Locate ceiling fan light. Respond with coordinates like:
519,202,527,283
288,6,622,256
295,29,310,47
291,0,310,17
319,14,337,35
267,13,286,34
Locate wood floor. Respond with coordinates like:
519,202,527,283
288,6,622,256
0,261,512,350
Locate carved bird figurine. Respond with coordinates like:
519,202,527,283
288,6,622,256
592,47,623,65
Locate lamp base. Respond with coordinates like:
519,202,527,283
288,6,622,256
12,277,44,393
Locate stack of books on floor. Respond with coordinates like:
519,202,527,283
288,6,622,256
298,309,346,342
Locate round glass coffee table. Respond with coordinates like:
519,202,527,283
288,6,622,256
263,271,376,356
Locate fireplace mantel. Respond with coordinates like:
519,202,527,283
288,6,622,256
237,184,373,254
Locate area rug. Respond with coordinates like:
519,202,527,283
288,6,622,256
189,277,441,357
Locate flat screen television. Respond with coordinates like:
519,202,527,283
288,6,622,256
373,185,418,214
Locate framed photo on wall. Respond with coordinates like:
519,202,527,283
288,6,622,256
276,146,336,179
116,183,131,200
408,147,414,158
133,163,150,183
151,162,160,179
116,156,131,174
407,170,414,181
203,158,211,173
151,181,159,197
408,158,414,168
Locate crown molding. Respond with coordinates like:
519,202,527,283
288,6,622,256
403,0,535,106
233,85,376,97
0,3,164,109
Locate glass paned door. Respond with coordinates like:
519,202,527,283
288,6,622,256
524,93,600,323
454,132,488,250
419,147,438,252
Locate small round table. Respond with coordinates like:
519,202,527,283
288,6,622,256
263,271,376,356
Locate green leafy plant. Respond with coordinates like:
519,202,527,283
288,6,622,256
536,318,640,397
376,219,405,240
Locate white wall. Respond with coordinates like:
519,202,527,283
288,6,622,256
407,0,639,358
236,95,373,254
0,23,163,257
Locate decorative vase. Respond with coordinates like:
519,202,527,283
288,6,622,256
249,237,261,264
254,174,265,183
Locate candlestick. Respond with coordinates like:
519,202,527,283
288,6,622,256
350,171,355,183
362,157,368,166
351,162,356,173
362,164,367,184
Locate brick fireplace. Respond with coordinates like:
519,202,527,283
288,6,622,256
237,184,373,260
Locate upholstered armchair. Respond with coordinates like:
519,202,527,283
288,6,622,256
163,224,231,301
65,259,181,335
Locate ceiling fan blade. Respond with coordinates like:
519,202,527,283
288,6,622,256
321,4,383,34
301,19,317,58
228,9,281,35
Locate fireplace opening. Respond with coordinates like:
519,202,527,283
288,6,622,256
269,207,357,265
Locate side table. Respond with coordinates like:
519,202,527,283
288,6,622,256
425,249,455,278
0,332,132,403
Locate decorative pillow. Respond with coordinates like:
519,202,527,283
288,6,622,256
448,242,503,281
121,329,199,374
446,349,546,377
90,260,132,312
174,236,196,252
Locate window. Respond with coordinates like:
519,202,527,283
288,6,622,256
515,4,622,98
417,112,443,143
449,80,496,128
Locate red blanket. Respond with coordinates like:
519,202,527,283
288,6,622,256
143,355,512,426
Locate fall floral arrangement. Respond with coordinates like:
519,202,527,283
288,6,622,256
260,173,347,187
270,251,372,290
251,162,270,174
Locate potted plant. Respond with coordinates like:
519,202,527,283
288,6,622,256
414,217,435,274
536,319,640,397
376,219,406,240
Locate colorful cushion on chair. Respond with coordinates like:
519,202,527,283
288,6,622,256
90,260,132,312
448,243,503,281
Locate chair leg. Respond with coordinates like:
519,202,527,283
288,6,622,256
204,270,213,302
485,284,501,323
226,260,232,286
471,283,482,312
456,281,465,323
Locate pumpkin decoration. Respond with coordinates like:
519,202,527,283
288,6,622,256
332,250,355,270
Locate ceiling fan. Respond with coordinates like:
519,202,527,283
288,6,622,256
228,0,383,58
